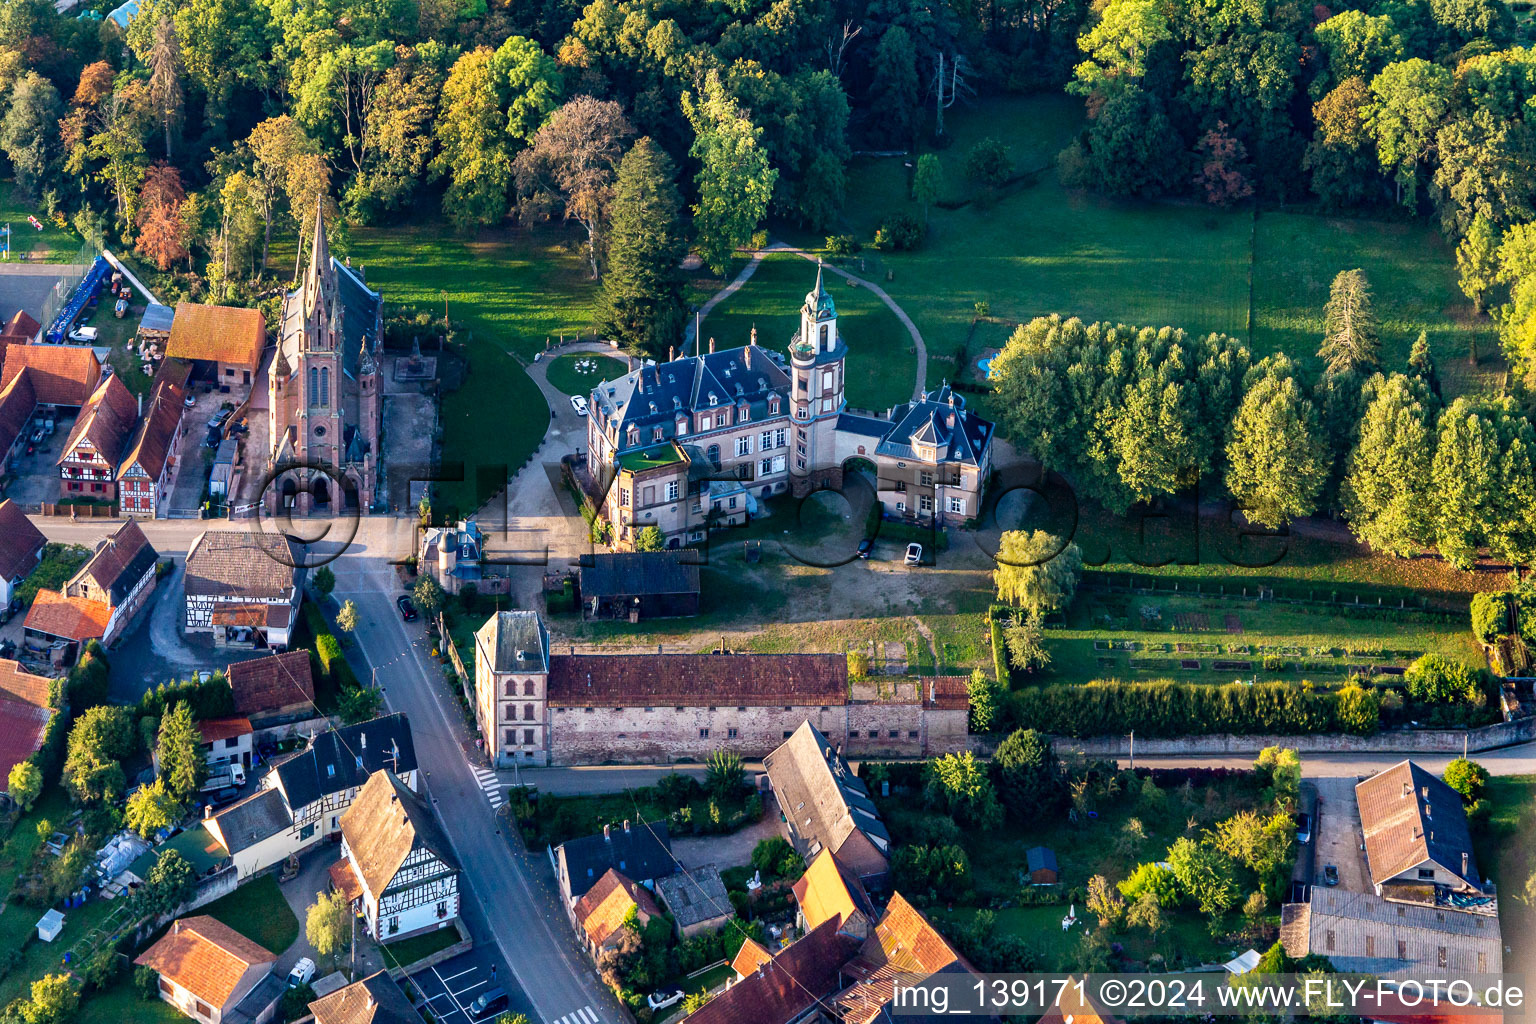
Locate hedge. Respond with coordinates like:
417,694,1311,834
990,613,1009,687
1004,680,1354,738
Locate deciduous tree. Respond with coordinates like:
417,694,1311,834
993,531,1082,616
684,70,777,273
1224,363,1326,528
1341,374,1434,556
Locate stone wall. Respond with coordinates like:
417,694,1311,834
546,702,968,765
1056,716,1536,758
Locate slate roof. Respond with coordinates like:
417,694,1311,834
166,303,265,369
763,722,890,862
24,588,111,641
589,342,791,455
559,821,673,900
0,369,35,460
0,344,101,406
72,519,157,604
574,868,662,947
208,788,292,855
683,917,855,1024
119,370,187,480
133,915,277,1010
57,374,137,468
579,552,701,599
477,610,547,674
340,770,458,898
184,530,301,600
226,650,315,716
547,654,846,707
0,658,51,707
274,713,417,811
655,865,732,930
835,413,891,439
1357,760,1479,889
0,499,44,581
227,972,285,1024
791,850,873,935
308,971,421,1024
873,384,992,468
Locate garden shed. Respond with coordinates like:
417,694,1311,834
1026,846,1059,884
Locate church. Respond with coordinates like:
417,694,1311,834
266,205,383,514
584,266,995,549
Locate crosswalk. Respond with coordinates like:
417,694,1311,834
472,765,503,808
554,1005,601,1024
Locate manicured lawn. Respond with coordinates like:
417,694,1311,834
0,893,117,1007
76,295,153,398
546,352,628,396
74,972,186,1024
1471,776,1535,981
379,923,459,968
198,875,300,955
834,94,1499,401
698,253,916,412
520,788,761,847
0,183,87,263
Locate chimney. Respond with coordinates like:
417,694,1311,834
708,337,715,354
623,819,630,833
750,325,758,347
1463,852,1470,877
1403,782,1411,798
203,804,212,819
138,393,143,417
174,920,180,934
637,371,645,394
603,824,612,841
669,346,675,362
360,732,367,750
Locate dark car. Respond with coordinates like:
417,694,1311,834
206,787,242,808
1323,864,1340,886
856,537,874,559
1295,812,1313,845
468,988,509,1022
397,595,418,621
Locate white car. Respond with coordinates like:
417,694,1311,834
569,394,589,417
647,988,684,1011
67,326,98,343
287,957,316,988
904,543,923,566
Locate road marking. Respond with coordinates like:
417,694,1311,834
472,766,505,807
582,1006,599,1023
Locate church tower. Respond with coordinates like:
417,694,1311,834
788,263,847,496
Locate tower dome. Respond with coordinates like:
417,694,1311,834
803,262,836,321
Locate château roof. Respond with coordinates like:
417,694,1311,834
875,383,992,468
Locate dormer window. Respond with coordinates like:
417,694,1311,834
672,397,681,410
709,393,718,406
676,417,688,436
769,395,781,414
735,384,744,396
652,427,663,441
649,402,657,414
627,427,639,446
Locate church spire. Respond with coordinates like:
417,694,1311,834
303,196,332,319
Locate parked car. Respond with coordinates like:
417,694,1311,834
648,988,684,1011
904,542,923,566
1323,864,1339,886
286,958,316,988
1295,812,1313,845
183,393,197,408
856,537,874,559
206,787,242,808
397,595,418,621
569,394,589,417
0,639,16,658
468,988,509,1021
67,326,98,343
207,409,231,429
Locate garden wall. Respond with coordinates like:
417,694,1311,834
1054,716,1536,757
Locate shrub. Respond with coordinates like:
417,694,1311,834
1405,654,1484,705
873,212,923,251
1117,862,1179,906
133,966,160,1002
1334,683,1381,735
963,137,1013,193
1470,591,1510,643
315,633,344,682
825,234,861,258
751,837,804,880
1007,680,1342,738
1444,758,1489,802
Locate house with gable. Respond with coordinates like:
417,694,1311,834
133,915,282,1024
764,721,892,887
0,498,45,611
1357,759,1485,896
56,373,137,501
117,362,190,518
572,867,662,955
335,769,460,943
307,971,422,1024
183,529,304,648
59,518,158,644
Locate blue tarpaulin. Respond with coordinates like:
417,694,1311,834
44,256,110,343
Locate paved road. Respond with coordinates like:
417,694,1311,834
331,552,622,1024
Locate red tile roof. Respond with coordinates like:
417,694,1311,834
1,345,101,407
0,368,36,460
197,716,253,745
547,653,846,707
119,371,186,481
0,658,52,707
855,893,965,976
4,311,40,339
58,374,138,469
573,868,661,947
226,651,315,716
791,850,872,935
0,499,44,582
684,918,855,1024
0,699,51,795
134,915,276,1010
24,588,111,641
329,858,364,904
167,303,265,369
924,676,970,710
731,938,773,977
72,519,156,601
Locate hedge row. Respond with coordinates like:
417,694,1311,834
1004,680,1349,738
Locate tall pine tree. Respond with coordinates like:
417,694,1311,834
1319,268,1380,375
597,138,688,358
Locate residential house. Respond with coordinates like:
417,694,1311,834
764,722,891,888
0,310,40,347
729,936,773,979
133,915,282,1024
833,893,971,1024
198,716,254,771
1357,760,1483,896
791,849,875,942
0,659,53,795
225,650,316,722
118,363,190,518
555,820,673,911
184,529,304,649
0,499,46,611
204,713,418,878
655,866,733,940
335,770,460,943
1026,847,1059,885
572,867,661,955
578,551,700,620
1280,887,1501,976
0,370,35,474
684,917,856,1024
473,611,968,767
307,971,421,1024
57,374,137,501
166,302,265,388
0,344,103,476
584,267,994,549
419,519,485,596
58,518,158,645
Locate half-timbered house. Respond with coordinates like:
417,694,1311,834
336,769,460,943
